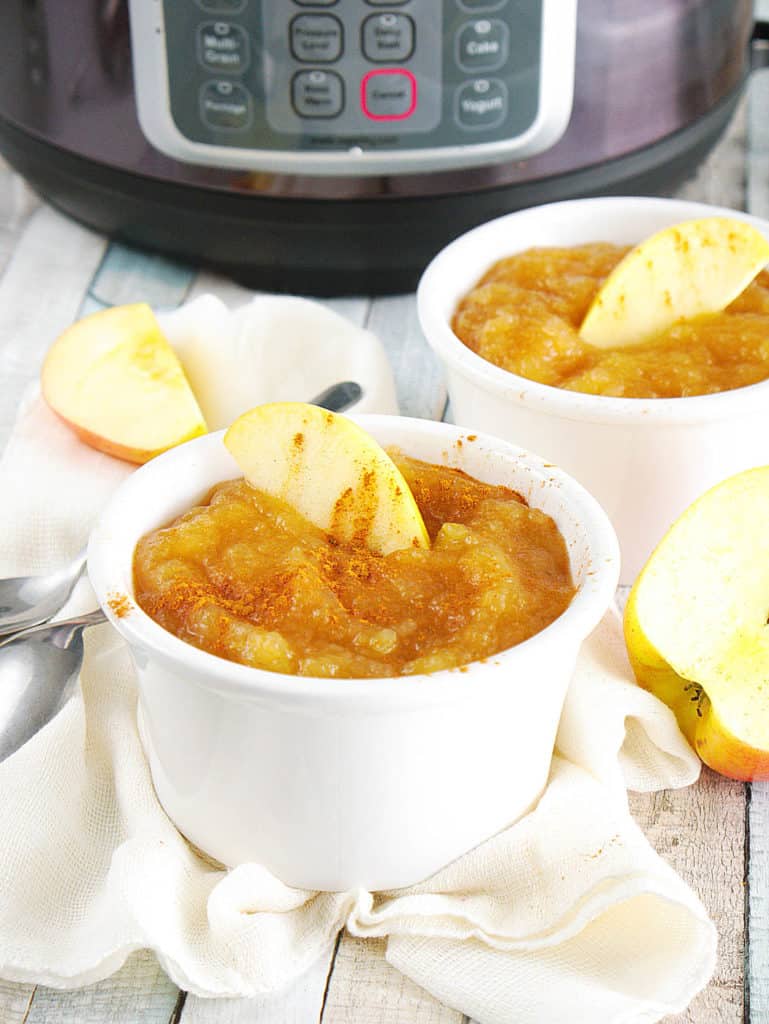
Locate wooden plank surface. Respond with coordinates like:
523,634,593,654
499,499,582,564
322,936,465,1024
0,81,758,1024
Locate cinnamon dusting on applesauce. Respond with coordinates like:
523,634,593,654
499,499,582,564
132,452,575,679
108,593,133,618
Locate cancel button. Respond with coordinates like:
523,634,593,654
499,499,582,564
455,78,507,129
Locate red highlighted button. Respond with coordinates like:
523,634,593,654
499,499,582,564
361,68,417,121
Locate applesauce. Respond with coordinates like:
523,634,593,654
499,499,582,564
133,452,575,678
452,243,769,398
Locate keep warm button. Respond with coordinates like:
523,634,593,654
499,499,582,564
361,69,416,121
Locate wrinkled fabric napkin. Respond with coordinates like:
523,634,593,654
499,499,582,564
0,296,715,1023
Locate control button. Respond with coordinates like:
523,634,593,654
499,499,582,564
456,19,509,72
197,22,250,74
290,14,343,63
196,0,246,12
455,77,507,129
361,68,416,120
362,13,414,63
457,0,507,10
200,80,252,130
291,69,344,117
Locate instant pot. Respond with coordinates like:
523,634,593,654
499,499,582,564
0,1,758,294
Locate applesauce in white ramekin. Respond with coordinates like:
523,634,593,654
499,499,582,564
453,243,769,398
133,452,575,679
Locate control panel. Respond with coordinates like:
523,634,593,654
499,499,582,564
129,0,577,175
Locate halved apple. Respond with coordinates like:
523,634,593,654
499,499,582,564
580,217,769,348
42,303,207,464
624,466,769,781
224,402,430,555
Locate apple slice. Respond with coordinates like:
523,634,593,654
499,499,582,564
624,466,769,781
42,303,207,464
224,402,430,555
580,217,769,348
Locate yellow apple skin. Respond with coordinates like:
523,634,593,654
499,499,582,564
42,303,207,464
624,609,769,781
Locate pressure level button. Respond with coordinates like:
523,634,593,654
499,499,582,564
456,19,509,72
290,14,343,63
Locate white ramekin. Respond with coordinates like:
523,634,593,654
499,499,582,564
88,415,619,892
417,196,769,583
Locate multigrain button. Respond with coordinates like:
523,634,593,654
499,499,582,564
362,13,414,63
197,22,250,74
291,69,344,117
455,77,507,128
197,0,247,12
456,18,509,72
457,0,508,10
361,68,416,120
290,14,343,63
200,80,252,129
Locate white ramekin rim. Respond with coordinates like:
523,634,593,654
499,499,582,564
417,195,769,426
87,415,620,709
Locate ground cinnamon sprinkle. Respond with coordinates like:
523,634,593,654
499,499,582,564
107,592,133,618
133,452,574,678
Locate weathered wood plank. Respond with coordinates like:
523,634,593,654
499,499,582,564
88,242,195,312
322,935,464,1024
22,952,179,1024
741,53,769,1024
180,942,336,1024
365,294,446,420
747,783,769,1021
0,977,34,1024
629,771,745,1023
0,160,40,280
0,204,106,381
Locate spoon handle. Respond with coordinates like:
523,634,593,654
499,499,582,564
0,608,107,648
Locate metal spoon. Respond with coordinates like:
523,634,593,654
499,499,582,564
0,380,364,759
0,609,106,761
0,380,363,639
0,547,88,638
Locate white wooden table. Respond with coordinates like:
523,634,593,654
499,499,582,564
0,76,768,1024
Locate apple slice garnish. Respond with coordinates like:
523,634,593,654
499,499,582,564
580,217,769,348
224,402,430,555
42,303,207,464
624,466,769,781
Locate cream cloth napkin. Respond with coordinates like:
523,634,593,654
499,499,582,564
0,296,715,1023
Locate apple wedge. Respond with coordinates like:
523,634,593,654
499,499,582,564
580,217,769,348
624,466,769,780
42,303,207,464
224,402,430,555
